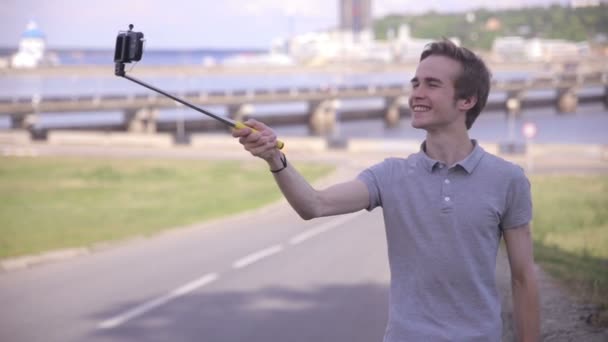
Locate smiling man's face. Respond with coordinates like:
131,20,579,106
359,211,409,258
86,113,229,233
409,55,468,132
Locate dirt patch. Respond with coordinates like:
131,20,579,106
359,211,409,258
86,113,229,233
497,247,608,341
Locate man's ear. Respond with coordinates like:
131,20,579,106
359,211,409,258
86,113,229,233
457,96,477,111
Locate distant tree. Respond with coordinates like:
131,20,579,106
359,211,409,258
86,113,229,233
373,4,608,50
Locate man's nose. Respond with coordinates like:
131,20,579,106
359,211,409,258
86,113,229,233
411,85,426,99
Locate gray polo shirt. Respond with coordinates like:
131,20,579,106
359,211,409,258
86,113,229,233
357,140,532,342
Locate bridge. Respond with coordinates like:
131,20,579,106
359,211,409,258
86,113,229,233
1,71,607,137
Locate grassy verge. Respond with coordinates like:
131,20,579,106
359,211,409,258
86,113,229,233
531,174,608,325
0,156,334,259
2,157,605,323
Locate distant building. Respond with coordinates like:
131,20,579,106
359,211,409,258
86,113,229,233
392,25,434,61
531,39,589,61
492,36,590,62
272,1,461,65
492,36,527,61
11,20,46,68
339,0,372,38
484,17,501,32
570,0,602,7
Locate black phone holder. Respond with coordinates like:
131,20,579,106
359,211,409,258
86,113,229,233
113,25,234,126
114,24,144,76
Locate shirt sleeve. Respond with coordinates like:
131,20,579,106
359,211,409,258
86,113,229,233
356,161,387,211
501,169,533,230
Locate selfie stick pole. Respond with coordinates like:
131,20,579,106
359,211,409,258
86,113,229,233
114,63,284,150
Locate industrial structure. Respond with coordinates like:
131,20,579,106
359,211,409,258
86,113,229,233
339,0,373,38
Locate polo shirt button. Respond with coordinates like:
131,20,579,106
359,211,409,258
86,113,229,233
444,179,450,184
444,196,451,202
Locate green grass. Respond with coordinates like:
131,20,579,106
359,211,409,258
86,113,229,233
531,174,608,324
0,156,334,259
2,157,606,322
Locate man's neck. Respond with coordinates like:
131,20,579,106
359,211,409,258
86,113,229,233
424,130,474,166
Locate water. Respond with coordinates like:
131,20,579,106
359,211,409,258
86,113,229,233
0,50,606,144
272,104,608,144
47,49,267,66
1,101,603,145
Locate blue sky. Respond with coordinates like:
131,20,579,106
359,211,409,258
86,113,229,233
0,0,567,49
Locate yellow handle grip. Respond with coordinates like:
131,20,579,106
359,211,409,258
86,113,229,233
234,121,284,150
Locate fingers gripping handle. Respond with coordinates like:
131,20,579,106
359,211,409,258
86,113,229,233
234,121,285,150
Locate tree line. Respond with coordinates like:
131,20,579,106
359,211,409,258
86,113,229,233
373,4,608,50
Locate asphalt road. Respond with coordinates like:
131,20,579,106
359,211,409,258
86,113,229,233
1,143,606,341
0,204,390,342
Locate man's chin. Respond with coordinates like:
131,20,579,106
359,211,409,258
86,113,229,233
410,120,426,129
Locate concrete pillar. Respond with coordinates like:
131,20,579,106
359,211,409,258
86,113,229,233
11,94,41,131
10,113,37,130
556,87,578,113
308,100,336,136
384,96,406,128
124,108,156,133
228,104,254,123
146,109,159,133
124,109,142,132
504,91,524,144
505,91,523,117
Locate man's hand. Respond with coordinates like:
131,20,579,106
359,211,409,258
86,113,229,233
231,119,369,220
231,119,281,162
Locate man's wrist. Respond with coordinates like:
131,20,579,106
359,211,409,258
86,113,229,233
268,152,287,173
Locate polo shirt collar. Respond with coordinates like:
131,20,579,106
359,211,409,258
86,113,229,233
418,141,440,172
418,139,485,174
457,140,485,174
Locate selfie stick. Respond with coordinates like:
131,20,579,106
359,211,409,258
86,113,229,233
114,61,284,149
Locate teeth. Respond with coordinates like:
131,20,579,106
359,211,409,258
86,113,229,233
413,105,430,111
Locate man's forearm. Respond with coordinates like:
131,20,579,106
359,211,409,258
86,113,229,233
512,274,540,341
267,153,321,220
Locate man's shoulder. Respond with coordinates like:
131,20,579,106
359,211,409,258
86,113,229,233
361,155,415,181
372,155,413,168
480,150,527,179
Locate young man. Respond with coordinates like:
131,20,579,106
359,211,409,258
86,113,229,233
232,40,540,341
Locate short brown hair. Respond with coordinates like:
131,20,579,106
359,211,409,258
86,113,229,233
420,39,491,129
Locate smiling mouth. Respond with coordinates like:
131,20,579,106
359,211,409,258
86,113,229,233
412,105,431,112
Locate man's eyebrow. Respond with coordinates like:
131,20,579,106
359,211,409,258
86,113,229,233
410,76,443,84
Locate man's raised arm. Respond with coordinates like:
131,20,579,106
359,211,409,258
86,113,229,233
232,119,370,220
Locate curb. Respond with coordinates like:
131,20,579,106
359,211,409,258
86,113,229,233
1,248,90,272
0,162,357,274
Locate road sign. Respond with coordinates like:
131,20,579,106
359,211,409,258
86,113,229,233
523,122,537,139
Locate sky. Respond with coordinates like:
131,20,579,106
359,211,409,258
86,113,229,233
0,0,568,49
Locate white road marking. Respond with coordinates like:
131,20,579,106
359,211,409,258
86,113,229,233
289,212,364,245
98,212,366,329
232,245,283,269
97,273,218,330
